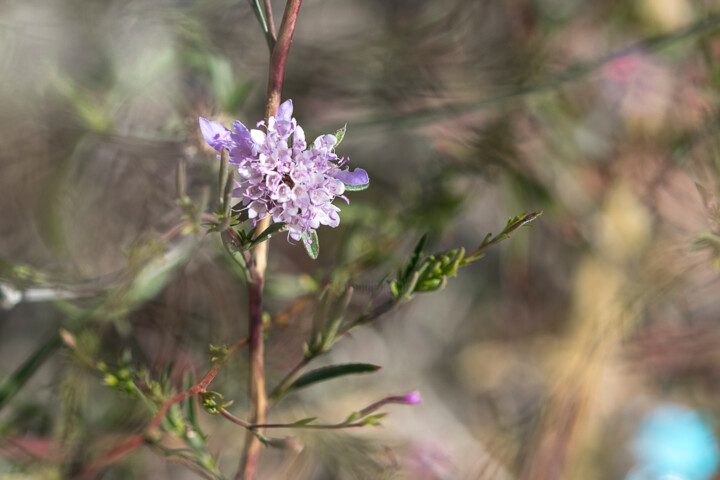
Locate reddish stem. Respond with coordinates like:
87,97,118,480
264,0,302,119
79,337,248,478
237,2,302,479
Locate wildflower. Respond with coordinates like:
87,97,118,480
199,100,368,243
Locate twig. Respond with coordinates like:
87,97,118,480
268,357,311,405
250,421,367,430
79,337,248,478
221,409,251,428
268,298,394,405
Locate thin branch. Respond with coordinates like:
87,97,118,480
268,356,311,405
221,409,251,428
79,337,248,478
249,421,367,430
267,296,395,406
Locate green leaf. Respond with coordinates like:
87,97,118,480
343,411,362,424
405,235,428,279
0,333,62,411
362,413,387,426
396,270,419,303
288,363,381,392
123,242,195,313
301,230,319,259
292,417,317,426
248,222,287,249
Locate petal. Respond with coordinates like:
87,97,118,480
276,99,293,122
199,117,231,151
312,134,337,150
250,129,266,145
333,167,368,186
232,121,255,158
293,125,306,149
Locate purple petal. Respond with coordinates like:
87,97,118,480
293,125,306,150
333,167,368,186
199,117,231,152
232,121,255,158
276,99,293,122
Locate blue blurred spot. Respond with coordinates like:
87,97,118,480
627,404,720,480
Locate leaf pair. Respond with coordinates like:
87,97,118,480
390,211,542,302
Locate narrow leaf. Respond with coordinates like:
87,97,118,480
362,413,387,426
0,333,62,411
249,222,287,248
288,363,381,392
292,417,317,426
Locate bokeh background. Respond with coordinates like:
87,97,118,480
2,0,720,479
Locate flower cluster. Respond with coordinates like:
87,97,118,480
199,100,368,243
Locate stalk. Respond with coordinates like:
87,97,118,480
236,1,303,478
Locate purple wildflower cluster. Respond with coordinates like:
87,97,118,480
199,100,368,243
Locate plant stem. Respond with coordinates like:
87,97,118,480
79,337,249,479
264,0,302,121
268,356,310,405
268,298,394,405
239,273,267,479
237,2,302,479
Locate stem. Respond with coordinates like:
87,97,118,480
79,337,249,478
237,2,302,479
268,356,310,405
250,421,366,430
268,298,394,405
239,275,267,479
264,0,302,120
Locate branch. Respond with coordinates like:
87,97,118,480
79,337,248,478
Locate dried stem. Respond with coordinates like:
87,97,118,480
237,1,302,479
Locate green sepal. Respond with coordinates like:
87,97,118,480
301,230,319,259
344,182,369,192
334,124,347,148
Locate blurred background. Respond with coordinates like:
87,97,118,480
2,0,720,479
